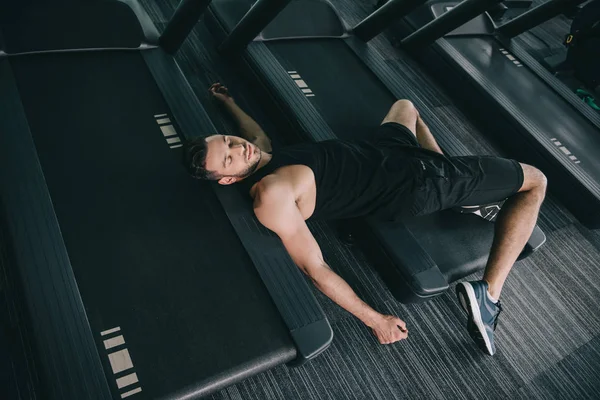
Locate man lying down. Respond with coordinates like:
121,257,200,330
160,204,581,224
182,83,547,356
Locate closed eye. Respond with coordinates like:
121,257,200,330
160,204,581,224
223,136,231,168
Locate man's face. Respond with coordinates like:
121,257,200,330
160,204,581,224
204,135,262,185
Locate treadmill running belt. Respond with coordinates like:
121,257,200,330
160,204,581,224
267,39,396,138
9,51,295,398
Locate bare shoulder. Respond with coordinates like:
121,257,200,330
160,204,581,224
253,174,294,209
253,176,297,234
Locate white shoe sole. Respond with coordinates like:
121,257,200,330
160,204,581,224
460,282,493,355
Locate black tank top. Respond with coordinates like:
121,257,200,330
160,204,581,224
241,139,433,220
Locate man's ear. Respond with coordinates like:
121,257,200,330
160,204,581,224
218,176,237,185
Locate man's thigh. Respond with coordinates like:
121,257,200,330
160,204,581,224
370,122,420,149
411,155,524,216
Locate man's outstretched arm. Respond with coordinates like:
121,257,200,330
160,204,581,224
209,83,272,152
253,182,408,345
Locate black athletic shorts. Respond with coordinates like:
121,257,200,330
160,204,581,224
374,122,524,217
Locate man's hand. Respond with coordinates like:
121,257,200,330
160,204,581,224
208,82,234,104
369,314,408,345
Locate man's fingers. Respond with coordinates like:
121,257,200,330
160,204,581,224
208,84,230,98
396,328,408,340
208,83,227,93
396,318,407,330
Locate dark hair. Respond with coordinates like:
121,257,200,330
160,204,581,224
182,137,222,180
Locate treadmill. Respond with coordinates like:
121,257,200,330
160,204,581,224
0,1,332,399
374,0,600,229
204,0,546,303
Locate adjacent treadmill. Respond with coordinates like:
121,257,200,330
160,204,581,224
204,0,546,304
0,1,332,399
375,0,600,229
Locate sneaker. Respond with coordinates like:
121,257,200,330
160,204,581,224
452,200,506,222
456,280,503,356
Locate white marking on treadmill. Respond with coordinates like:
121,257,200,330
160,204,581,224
116,373,139,389
506,54,515,61
156,118,171,125
154,113,167,118
103,335,125,350
160,125,178,137
559,146,572,155
167,137,181,144
121,387,142,398
287,71,316,98
101,327,121,336
108,349,134,374
295,79,308,88
170,144,183,149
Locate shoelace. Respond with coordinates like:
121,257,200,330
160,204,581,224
492,300,503,331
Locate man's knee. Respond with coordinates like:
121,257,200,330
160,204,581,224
391,99,416,115
382,100,418,133
518,163,548,195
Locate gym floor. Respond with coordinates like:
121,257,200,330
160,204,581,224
145,0,600,398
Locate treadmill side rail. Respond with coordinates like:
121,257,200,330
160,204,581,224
0,61,113,400
143,49,333,365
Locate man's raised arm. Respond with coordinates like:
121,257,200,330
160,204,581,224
208,83,272,152
253,182,408,345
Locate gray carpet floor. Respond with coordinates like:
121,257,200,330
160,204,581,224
138,0,600,399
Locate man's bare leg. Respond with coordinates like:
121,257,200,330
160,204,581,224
408,100,547,294
416,114,444,154
456,163,546,355
384,101,548,297
483,164,547,299
382,100,443,154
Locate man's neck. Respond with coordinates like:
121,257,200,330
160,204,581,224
254,151,272,172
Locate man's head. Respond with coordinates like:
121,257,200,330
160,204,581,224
182,135,263,185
